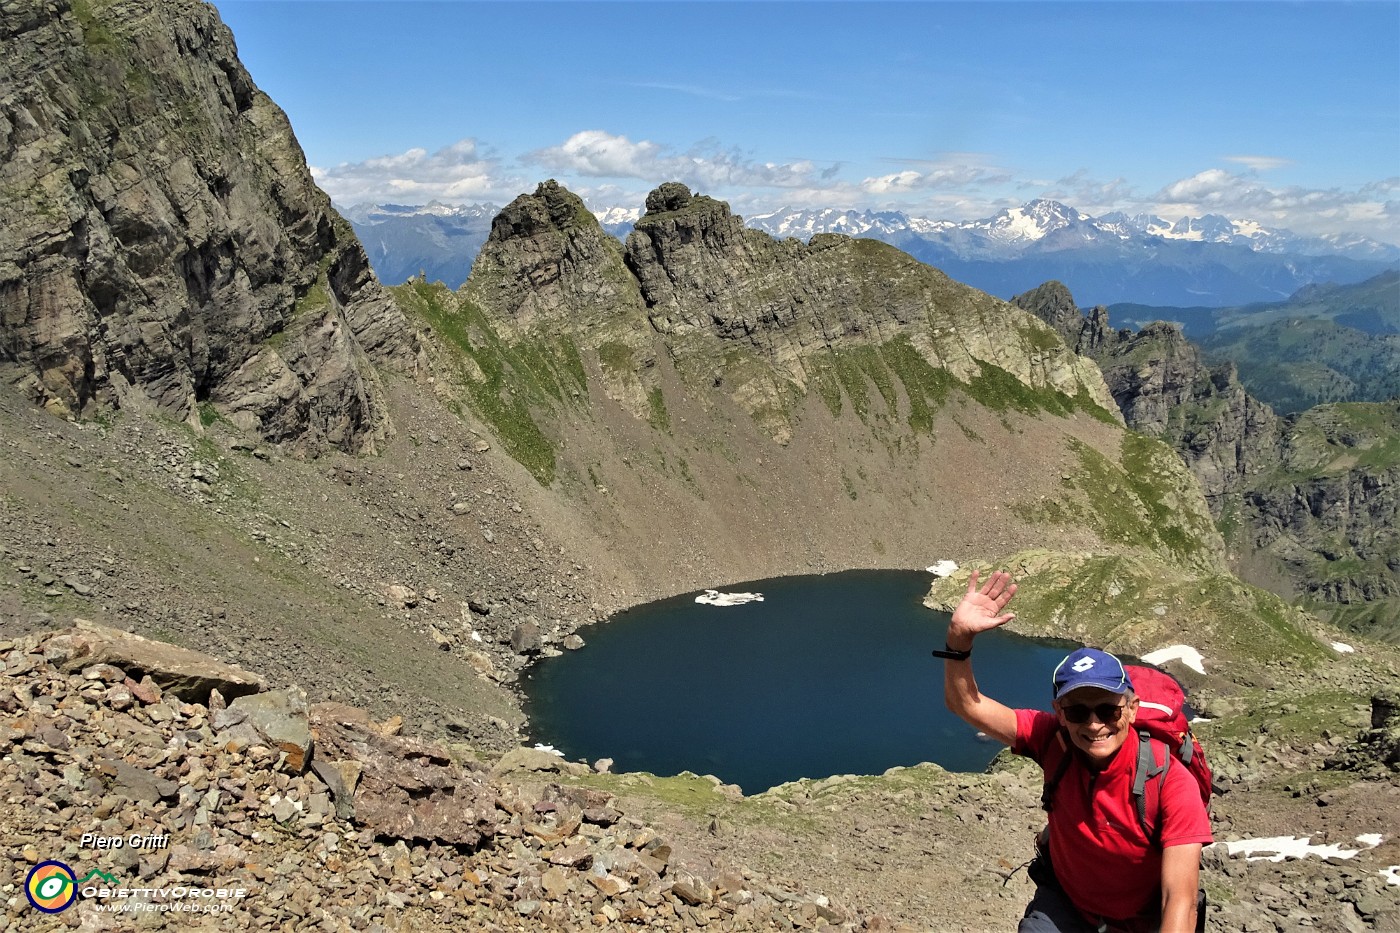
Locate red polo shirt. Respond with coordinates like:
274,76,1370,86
1015,709,1213,923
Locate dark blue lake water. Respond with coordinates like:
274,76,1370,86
523,570,1077,794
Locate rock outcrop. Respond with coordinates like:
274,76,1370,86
621,184,1114,408
1014,283,1399,636
465,180,647,337
1013,281,1282,510
460,181,1120,447
0,0,414,452
1243,403,1400,615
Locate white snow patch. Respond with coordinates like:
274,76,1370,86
994,208,1048,242
1356,834,1384,848
695,589,764,607
1383,865,1400,886
1225,836,1363,862
533,744,565,757
1331,641,1355,654
926,560,958,578
470,631,483,643
1141,645,1206,675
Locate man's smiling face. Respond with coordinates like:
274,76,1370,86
1054,686,1139,766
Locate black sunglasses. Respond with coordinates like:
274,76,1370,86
1060,702,1127,724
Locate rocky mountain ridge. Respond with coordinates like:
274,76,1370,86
465,180,1119,448
0,0,416,454
1012,282,1399,639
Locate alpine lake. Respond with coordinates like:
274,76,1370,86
522,570,1079,795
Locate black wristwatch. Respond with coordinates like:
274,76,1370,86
931,643,972,661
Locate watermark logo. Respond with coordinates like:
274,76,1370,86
23,855,246,915
25,861,78,914
79,869,122,886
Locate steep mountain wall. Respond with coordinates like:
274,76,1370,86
394,182,1231,588
622,184,1113,413
0,0,414,452
1014,281,1282,509
1014,282,1399,637
1242,403,1400,637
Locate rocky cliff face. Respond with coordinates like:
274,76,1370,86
1014,283,1399,636
1243,403,1400,629
0,0,414,452
1013,282,1282,509
466,180,646,337
621,184,1114,412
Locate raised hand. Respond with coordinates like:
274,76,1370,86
948,569,1017,642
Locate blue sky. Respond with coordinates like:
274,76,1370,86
210,1,1400,241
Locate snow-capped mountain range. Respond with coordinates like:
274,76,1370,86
745,199,1400,262
341,198,1398,307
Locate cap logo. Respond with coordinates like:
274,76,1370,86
1071,657,1096,672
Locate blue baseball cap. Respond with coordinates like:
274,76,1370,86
1052,647,1134,700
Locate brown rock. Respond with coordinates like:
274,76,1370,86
126,675,162,705
588,872,631,898
308,703,500,846
670,877,711,906
540,867,572,900
45,621,264,703
229,688,312,772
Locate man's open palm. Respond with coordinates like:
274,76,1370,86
949,569,1017,637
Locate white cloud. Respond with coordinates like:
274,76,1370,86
310,138,526,206
1042,169,1135,213
859,153,1013,197
528,130,665,178
525,130,827,192
310,134,1400,245
1143,168,1400,240
1223,155,1293,172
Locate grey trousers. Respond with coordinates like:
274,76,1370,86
1018,880,1102,933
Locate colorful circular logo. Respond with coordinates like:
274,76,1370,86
26,860,77,913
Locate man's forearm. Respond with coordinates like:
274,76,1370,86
1159,889,1197,933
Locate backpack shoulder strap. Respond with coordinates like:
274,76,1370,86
1132,730,1170,841
1040,728,1073,813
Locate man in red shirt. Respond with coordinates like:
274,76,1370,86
941,569,1212,932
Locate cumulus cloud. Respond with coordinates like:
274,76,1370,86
1150,168,1399,239
310,138,526,206
308,133,1399,244
525,130,827,191
860,162,1011,195
1035,169,1135,214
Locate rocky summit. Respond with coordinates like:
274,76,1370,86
2,1,1399,931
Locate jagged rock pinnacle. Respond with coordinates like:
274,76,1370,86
643,182,696,214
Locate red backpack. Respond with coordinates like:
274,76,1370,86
1041,664,1213,840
